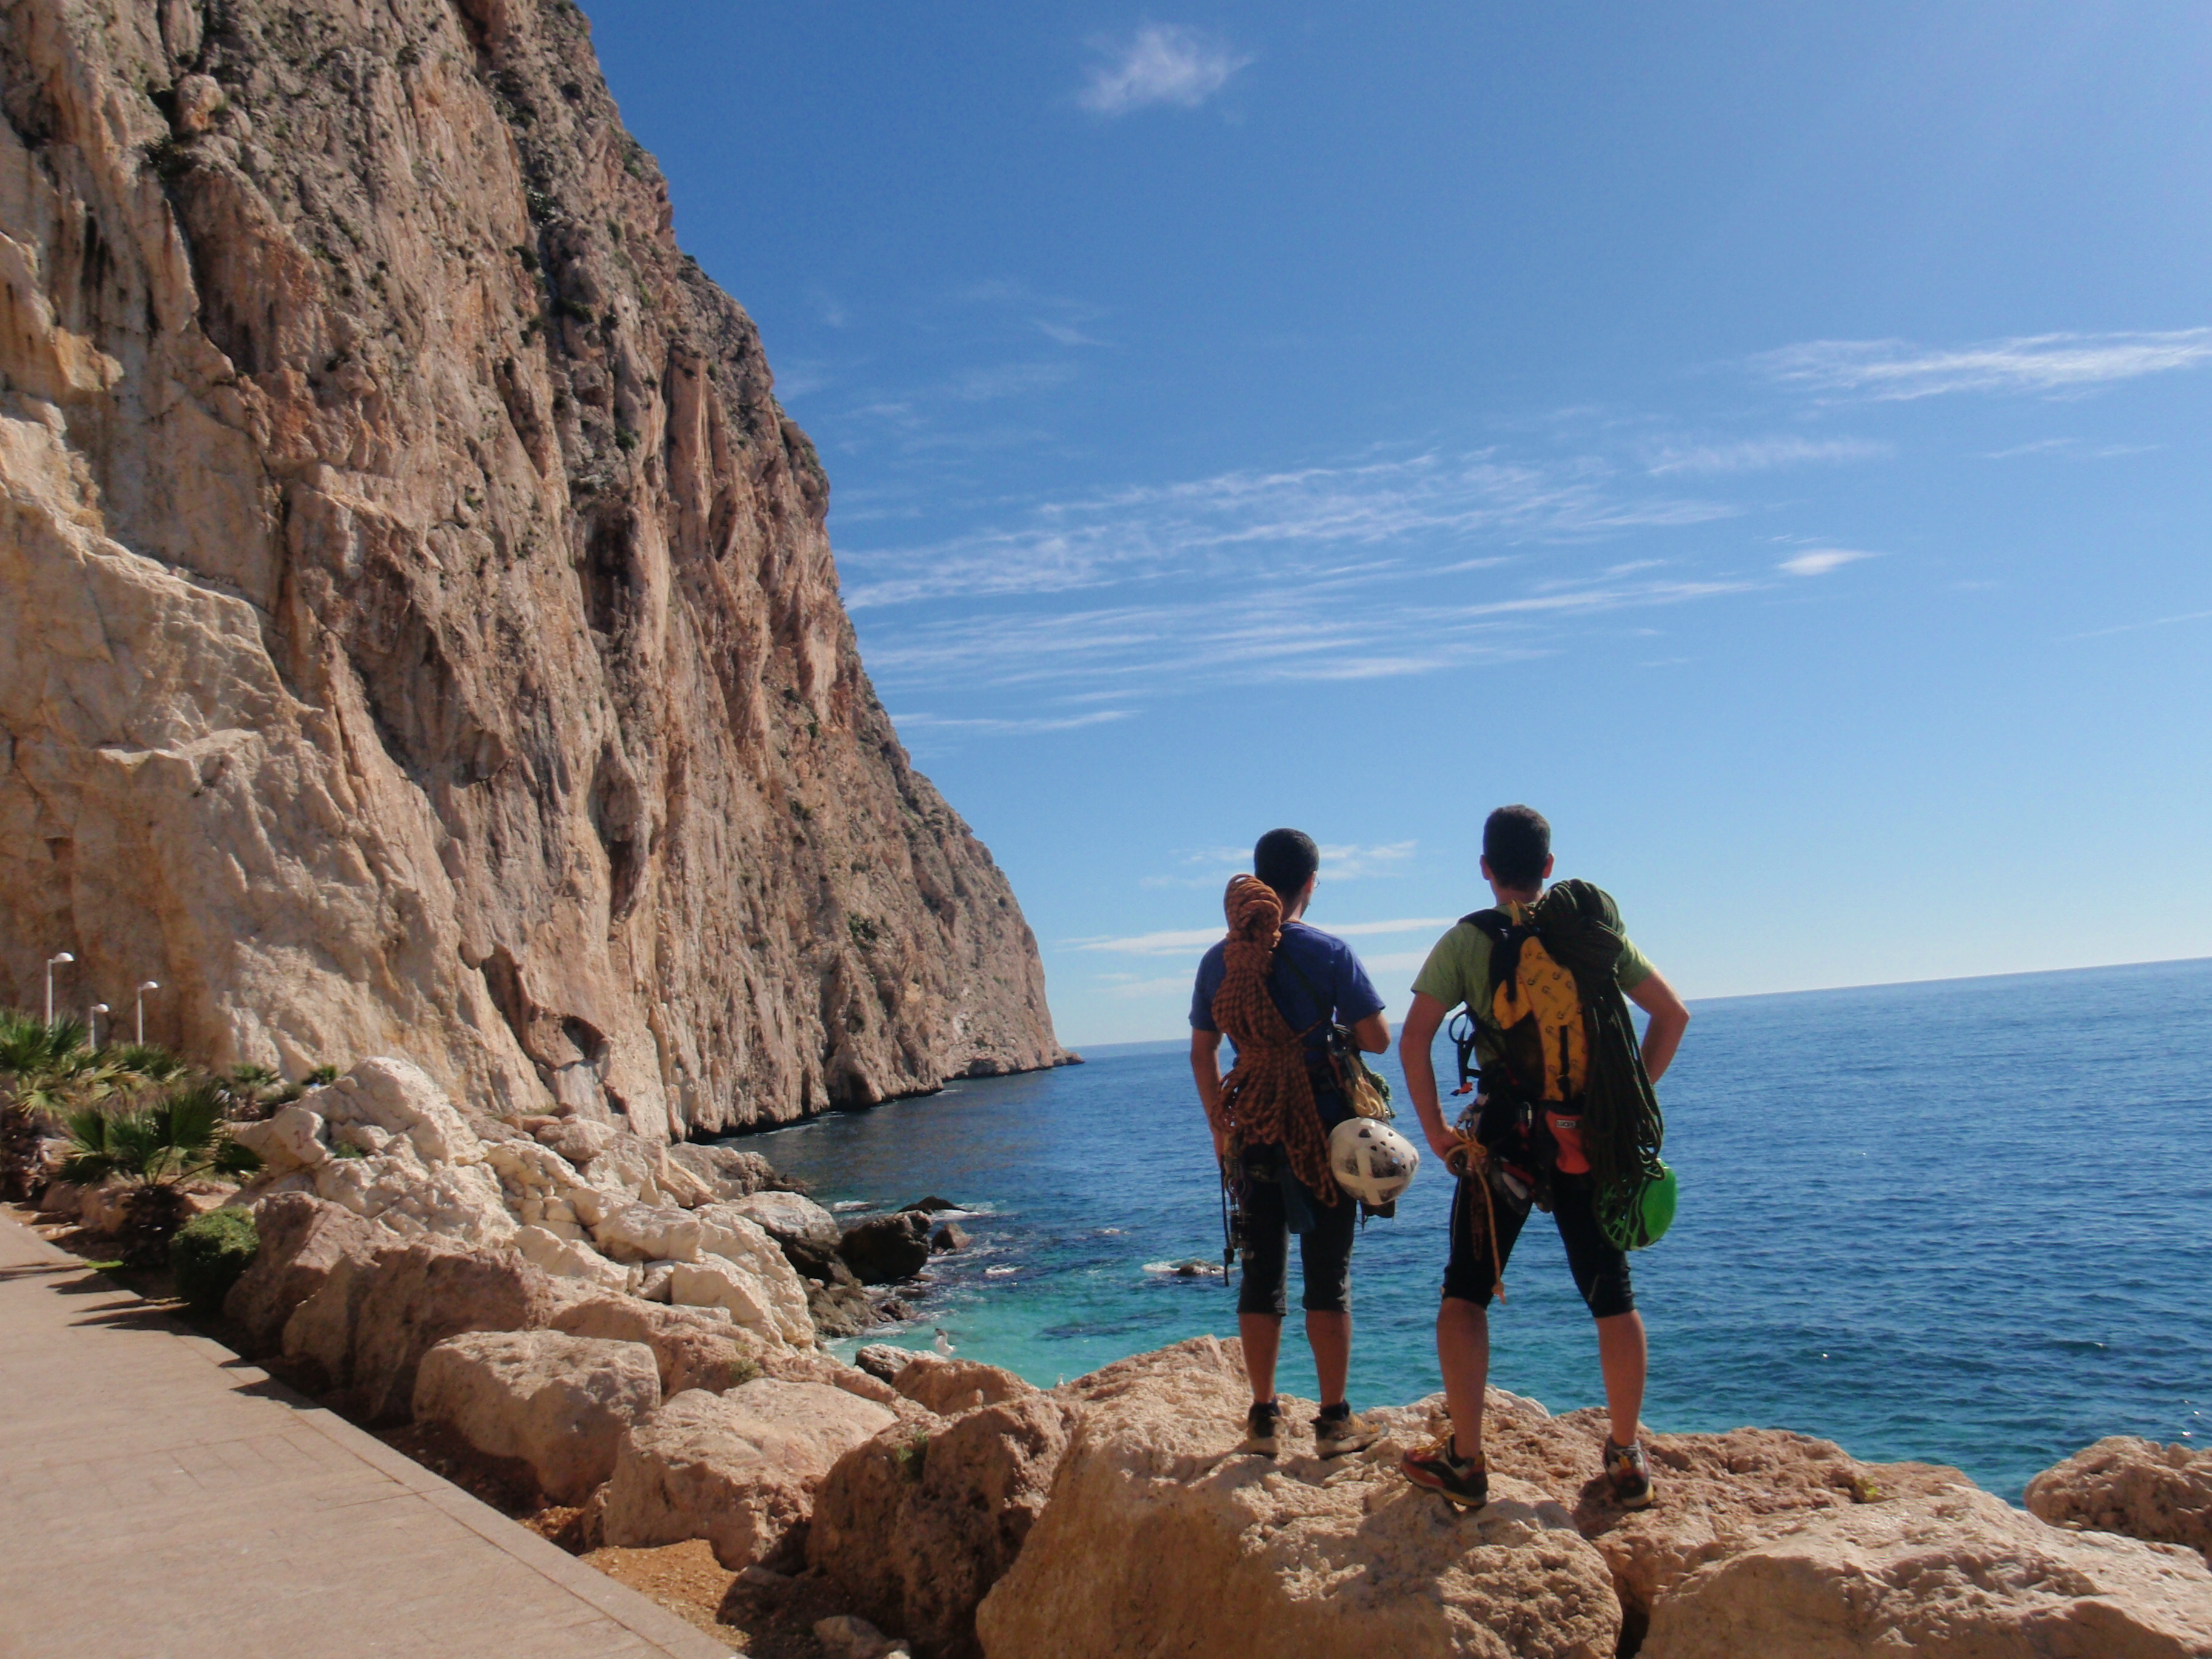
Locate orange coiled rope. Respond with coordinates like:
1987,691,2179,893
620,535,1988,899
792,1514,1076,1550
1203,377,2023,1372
1210,875,1339,1205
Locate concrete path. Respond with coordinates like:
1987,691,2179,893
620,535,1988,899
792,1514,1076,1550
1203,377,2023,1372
0,1215,732,1659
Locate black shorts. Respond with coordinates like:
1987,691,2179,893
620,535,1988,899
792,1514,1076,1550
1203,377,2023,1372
1443,1168,1634,1319
1236,1150,1356,1318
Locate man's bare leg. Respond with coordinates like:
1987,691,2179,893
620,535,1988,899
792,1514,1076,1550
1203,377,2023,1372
1595,1310,1646,1445
1240,1312,1283,1404
1437,1296,1491,1461
1306,1309,1351,1408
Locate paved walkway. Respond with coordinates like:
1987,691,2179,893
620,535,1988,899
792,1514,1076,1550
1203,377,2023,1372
0,1215,732,1659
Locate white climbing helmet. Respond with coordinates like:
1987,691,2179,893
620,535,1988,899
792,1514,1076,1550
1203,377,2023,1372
1328,1118,1421,1207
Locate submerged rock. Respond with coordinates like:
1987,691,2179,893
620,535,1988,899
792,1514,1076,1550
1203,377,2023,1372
840,1213,934,1284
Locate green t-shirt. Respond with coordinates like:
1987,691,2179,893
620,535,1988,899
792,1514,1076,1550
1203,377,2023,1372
1411,902,1656,1071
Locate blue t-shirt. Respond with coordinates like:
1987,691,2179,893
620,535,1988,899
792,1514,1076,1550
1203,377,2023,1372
1190,920,1386,1131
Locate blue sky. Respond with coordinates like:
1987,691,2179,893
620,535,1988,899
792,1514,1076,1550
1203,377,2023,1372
586,3,2212,1045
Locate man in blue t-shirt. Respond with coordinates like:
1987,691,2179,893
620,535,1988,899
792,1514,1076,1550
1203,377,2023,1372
1190,828,1390,1458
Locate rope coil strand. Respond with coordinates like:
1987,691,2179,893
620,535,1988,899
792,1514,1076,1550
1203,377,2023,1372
1209,875,1341,1206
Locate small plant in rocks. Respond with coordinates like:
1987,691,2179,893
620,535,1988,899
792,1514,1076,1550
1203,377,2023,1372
169,1207,260,1313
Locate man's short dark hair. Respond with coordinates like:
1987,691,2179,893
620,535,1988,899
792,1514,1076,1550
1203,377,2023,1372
1253,828,1320,904
1483,805,1551,890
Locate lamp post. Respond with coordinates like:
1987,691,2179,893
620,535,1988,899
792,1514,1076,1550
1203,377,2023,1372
44,953,73,1027
88,1004,109,1048
136,981,160,1047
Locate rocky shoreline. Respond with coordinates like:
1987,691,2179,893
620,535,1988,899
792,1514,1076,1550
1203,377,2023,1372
21,1055,2212,1658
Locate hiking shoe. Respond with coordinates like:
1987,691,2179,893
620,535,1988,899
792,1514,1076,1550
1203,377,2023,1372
1313,1403,1381,1458
1242,1400,1282,1456
1604,1437,1654,1509
1401,1436,1489,1508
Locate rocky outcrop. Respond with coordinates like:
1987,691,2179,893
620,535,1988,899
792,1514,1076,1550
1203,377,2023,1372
602,1378,896,1569
2027,1437,2212,1564
974,1338,1624,1659
812,1390,1078,1659
890,1355,1033,1419
0,0,1068,1136
1640,1484,2212,1658
1466,1392,1966,1635
411,1328,659,1503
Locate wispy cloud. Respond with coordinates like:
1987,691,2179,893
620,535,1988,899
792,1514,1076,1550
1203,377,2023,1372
839,452,1735,611
1757,329,2212,401
2062,608,2212,642
1079,25,1252,116
1070,914,1455,956
1645,435,1891,475
1137,843,1426,890
1982,437,2160,461
1777,548,1880,577
890,709,1134,736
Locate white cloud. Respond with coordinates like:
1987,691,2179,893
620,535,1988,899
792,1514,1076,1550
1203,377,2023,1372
2063,608,2212,641
1645,435,1891,475
1068,914,1454,957
1777,548,1879,577
839,451,1735,611
889,709,1134,735
1079,25,1251,116
1757,329,2212,400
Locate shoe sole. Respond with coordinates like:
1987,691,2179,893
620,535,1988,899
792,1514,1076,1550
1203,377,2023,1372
1612,1485,1655,1510
1242,1435,1281,1456
1401,1464,1488,1509
1315,1430,1381,1458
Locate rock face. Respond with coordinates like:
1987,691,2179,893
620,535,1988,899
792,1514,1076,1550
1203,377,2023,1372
1640,1484,2212,1659
890,1355,1033,1419
812,1390,1078,1659
602,1378,896,1569
412,1328,659,1503
974,1338,1623,1659
0,0,1068,1135
2027,1437,2212,1564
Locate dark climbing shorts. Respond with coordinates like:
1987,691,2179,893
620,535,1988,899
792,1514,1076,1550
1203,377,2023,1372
1443,1169,1634,1319
1236,1150,1356,1318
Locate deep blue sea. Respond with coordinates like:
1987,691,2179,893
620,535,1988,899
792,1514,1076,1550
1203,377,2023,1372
740,958,2212,1500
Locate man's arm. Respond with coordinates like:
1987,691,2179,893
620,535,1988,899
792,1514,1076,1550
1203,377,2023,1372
1190,1030,1228,1159
1398,993,1458,1162
1350,1010,1390,1053
1626,970,1689,1084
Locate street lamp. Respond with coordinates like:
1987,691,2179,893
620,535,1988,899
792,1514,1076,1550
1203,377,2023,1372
136,981,160,1047
88,1004,109,1048
44,953,73,1026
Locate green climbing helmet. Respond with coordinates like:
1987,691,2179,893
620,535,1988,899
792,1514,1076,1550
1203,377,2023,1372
1597,1161,1678,1252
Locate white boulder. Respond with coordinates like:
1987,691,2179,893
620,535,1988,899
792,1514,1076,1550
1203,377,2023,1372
513,1225,631,1293
694,1205,815,1346
592,1202,702,1264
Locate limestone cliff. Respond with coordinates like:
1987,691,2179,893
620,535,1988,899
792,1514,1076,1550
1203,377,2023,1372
0,0,1070,1134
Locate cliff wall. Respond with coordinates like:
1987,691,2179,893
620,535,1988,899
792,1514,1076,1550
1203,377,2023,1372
0,0,1069,1134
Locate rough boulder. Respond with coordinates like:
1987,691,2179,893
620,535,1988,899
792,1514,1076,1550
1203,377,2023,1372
1641,1483,2212,1658
2027,1436,2212,1564
602,1379,896,1569
412,1329,660,1504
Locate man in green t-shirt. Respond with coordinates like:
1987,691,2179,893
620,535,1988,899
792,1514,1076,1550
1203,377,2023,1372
1396,805,1691,1511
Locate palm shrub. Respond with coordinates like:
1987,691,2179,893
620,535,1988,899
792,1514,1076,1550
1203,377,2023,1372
61,1082,263,1264
1,1013,200,1199
169,1207,260,1313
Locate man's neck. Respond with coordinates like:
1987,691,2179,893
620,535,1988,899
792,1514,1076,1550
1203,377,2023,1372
1489,882,1543,910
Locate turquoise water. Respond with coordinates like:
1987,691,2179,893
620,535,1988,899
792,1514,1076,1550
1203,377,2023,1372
740,958,2212,1500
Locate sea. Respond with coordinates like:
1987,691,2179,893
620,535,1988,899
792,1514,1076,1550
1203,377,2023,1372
737,957,2212,1501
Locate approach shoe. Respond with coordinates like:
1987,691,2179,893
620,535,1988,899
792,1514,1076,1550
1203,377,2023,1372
1242,1399,1282,1456
1604,1436,1655,1509
1313,1403,1382,1458
1401,1436,1489,1509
